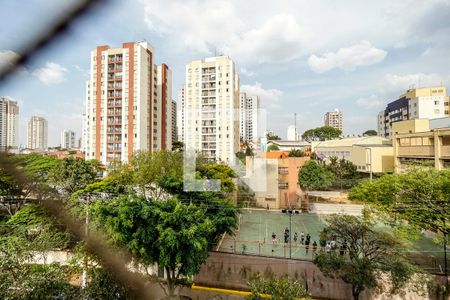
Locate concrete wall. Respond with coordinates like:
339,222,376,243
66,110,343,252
195,252,439,300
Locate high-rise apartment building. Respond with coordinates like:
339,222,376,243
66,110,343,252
184,56,239,164
61,129,76,149
177,86,185,142
27,116,48,150
378,86,448,139
84,42,172,164
239,93,259,143
0,97,19,151
324,109,343,132
171,100,177,143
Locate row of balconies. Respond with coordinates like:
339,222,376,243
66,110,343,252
202,142,216,149
107,100,122,107
107,109,122,115
201,74,216,81
108,56,123,63
107,92,122,97
202,83,216,89
107,83,122,89
107,117,122,124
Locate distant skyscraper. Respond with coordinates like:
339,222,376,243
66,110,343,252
84,42,172,165
287,125,298,141
27,116,47,150
171,100,177,143
378,86,449,139
239,93,259,142
61,129,76,148
0,97,19,151
324,109,343,132
184,56,239,164
177,86,185,142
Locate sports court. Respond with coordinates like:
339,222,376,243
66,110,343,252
218,209,446,267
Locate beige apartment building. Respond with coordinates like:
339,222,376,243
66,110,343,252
324,108,343,132
184,56,239,164
0,97,19,151
84,42,172,165
246,154,310,209
27,116,48,150
393,119,450,171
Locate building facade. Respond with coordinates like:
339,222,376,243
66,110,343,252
239,93,259,143
312,136,394,173
0,97,19,151
84,42,172,165
61,129,76,149
176,86,185,142
287,125,299,141
27,116,48,150
184,56,239,164
378,86,448,139
171,100,177,143
245,156,310,209
324,109,343,132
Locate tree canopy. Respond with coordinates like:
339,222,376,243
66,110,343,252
363,130,378,136
266,133,281,141
246,273,311,300
92,195,214,297
267,144,280,152
314,215,420,300
298,160,335,191
301,126,342,142
288,149,305,157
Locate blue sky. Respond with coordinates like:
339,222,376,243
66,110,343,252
1,0,450,146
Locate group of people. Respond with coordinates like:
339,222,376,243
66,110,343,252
271,228,321,254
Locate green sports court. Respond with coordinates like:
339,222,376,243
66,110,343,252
218,209,447,271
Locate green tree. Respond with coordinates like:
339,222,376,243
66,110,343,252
48,157,101,196
172,141,184,152
298,160,335,191
363,130,378,136
266,133,281,141
301,126,342,142
328,157,361,189
288,149,305,157
314,215,420,300
349,168,450,291
0,236,78,299
92,195,214,298
267,144,280,152
0,153,59,215
246,273,311,300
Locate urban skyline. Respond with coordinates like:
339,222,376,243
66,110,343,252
2,1,450,147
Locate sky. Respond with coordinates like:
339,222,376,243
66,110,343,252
1,0,450,146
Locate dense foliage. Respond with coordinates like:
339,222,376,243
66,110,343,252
363,130,377,136
246,273,311,300
314,215,420,300
298,160,335,191
301,126,342,142
298,157,361,191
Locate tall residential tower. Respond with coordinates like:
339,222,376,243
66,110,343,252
84,42,172,164
61,129,76,148
0,97,19,151
27,116,47,150
324,109,343,132
239,93,259,142
184,56,239,164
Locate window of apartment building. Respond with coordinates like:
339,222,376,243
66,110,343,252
434,101,440,105
434,109,440,114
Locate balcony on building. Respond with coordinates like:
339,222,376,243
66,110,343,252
278,181,289,189
278,167,289,175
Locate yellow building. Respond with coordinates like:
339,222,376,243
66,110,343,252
393,120,450,171
312,136,394,173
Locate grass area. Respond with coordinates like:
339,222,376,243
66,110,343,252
219,209,446,264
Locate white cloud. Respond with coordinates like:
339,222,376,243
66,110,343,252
240,68,255,77
383,73,447,92
142,0,242,54
32,62,68,85
307,41,387,73
356,94,385,110
241,82,283,109
0,50,19,70
223,14,304,64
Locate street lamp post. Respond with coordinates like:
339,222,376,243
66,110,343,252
366,147,372,181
